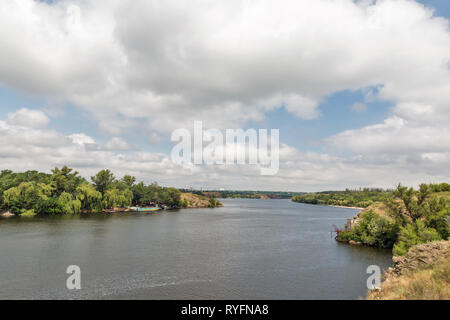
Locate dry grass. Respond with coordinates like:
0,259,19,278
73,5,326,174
367,241,450,300
360,202,391,218
180,193,212,208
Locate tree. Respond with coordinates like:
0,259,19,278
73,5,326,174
131,182,151,205
51,166,84,196
417,183,430,205
2,182,53,214
91,169,115,197
122,175,136,188
159,187,181,207
103,188,133,209
58,192,81,215
388,183,448,226
75,183,102,212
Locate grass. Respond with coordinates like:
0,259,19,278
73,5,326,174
20,209,37,217
369,258,449,299
367,240,450,300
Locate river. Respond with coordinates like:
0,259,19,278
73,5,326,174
0,198,392,299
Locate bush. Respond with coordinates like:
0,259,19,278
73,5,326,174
393,220,442,256
336,230,361,243
425,207,450,240
20,209,37,217
337,210,399,248
36,197,63,215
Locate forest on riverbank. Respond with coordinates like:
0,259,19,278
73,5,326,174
331,183,449,256
0,167,221,217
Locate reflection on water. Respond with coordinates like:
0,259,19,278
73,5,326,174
0,199,392,299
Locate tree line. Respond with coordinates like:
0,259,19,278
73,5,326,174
0,167,183,216
291,189,392,208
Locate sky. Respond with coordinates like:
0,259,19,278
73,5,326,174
0,0,449,191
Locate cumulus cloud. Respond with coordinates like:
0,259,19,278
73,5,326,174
0,0,449,189
0,120,447,191
327,116,450,154
1,0,449,134
104,137,139,151
69,133,96,146
7,108,50,128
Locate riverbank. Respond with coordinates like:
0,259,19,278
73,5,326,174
0,168,225,217
367,240,449,300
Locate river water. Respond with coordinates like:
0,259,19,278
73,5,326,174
0,199,392,299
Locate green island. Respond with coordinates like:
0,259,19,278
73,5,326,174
0,166,222,217
293,183,450,299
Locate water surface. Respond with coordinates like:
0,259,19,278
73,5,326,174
0,199,392,299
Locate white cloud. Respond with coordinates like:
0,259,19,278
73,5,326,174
69,133,96,146
104,137,139,151
0,0,449,189
1,0,449,134
327,116,450,154
7,108,50,128
0,121,447,191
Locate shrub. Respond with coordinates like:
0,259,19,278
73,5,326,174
393,220,442,256
337,210,399,248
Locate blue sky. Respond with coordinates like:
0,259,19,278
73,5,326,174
0,0,449,191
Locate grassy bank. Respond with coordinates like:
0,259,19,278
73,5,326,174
367,240,449,300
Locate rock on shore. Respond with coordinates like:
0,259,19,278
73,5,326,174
0,211,15,218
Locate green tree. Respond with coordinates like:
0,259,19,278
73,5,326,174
51,166,84,196
58,192,82,215
91,169,115,197
103,188,133,209
122,175,136,188
417,183,430,205
3,182,53,214
75,183,102,212
131,182,152,205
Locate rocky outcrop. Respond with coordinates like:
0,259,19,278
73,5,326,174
180,193,223,208
389,240,449,276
